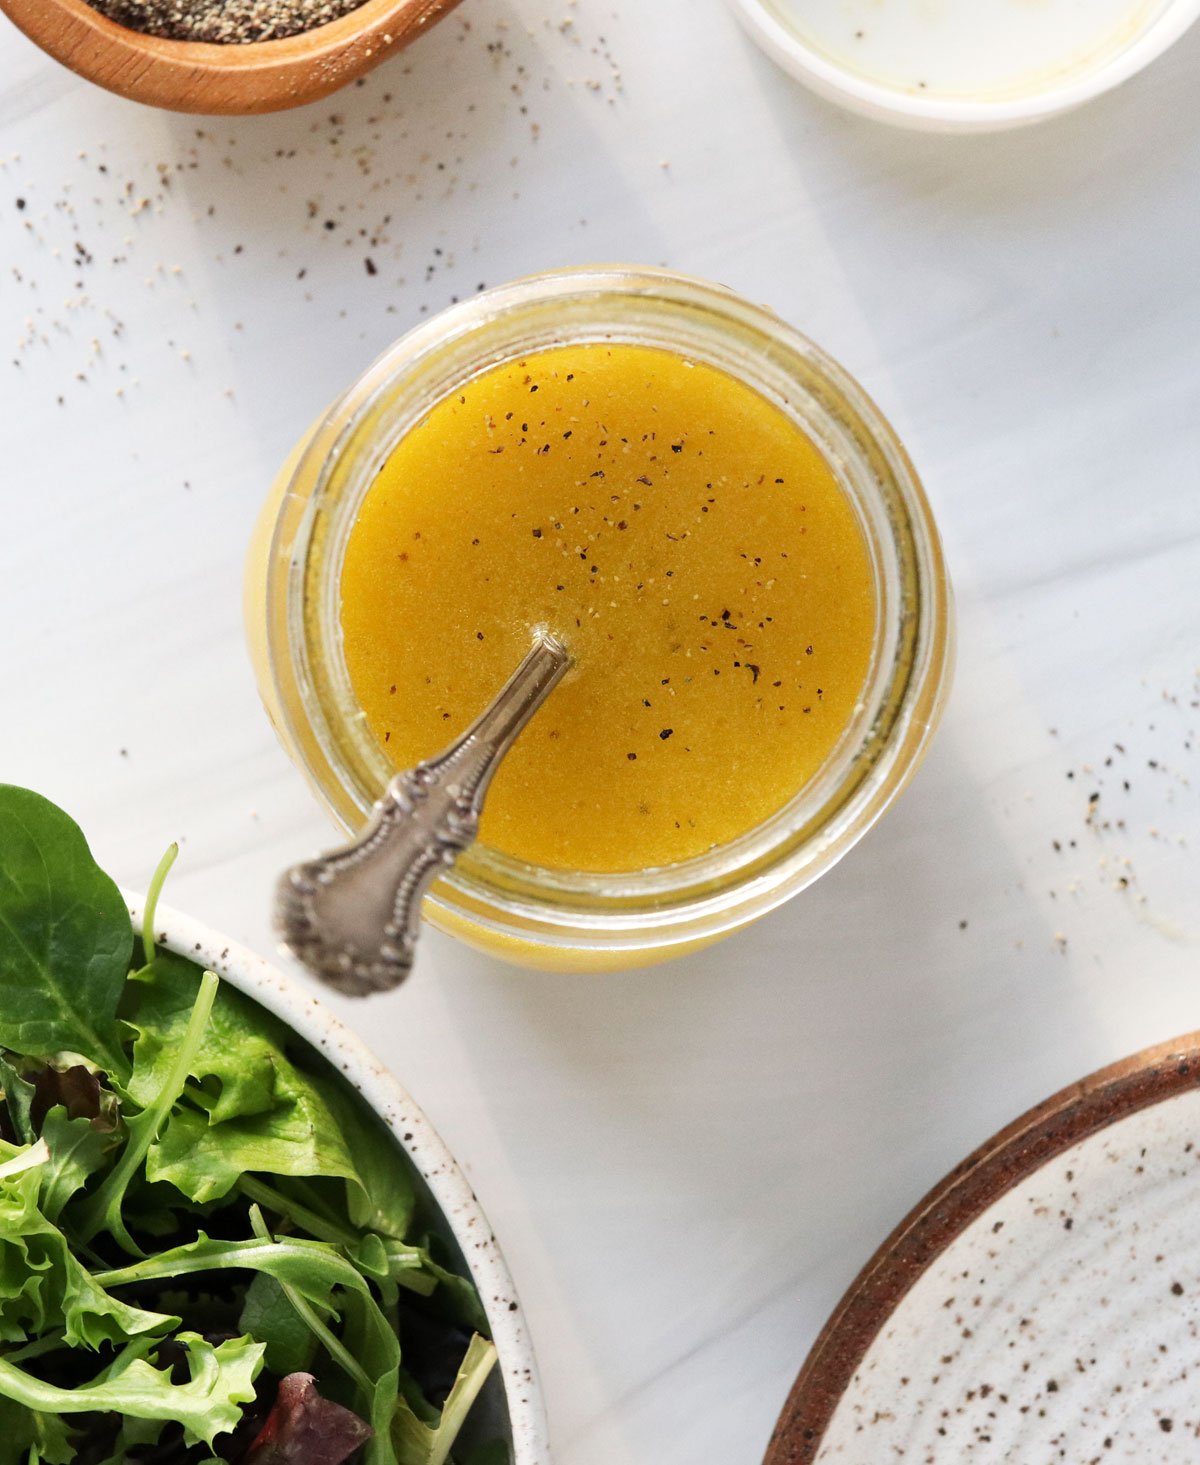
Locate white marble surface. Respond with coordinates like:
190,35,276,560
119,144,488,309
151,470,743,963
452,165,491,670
1,6,1199,1462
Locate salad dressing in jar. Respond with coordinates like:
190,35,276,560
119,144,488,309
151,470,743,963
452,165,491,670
246,268,953,971
339,343,876,873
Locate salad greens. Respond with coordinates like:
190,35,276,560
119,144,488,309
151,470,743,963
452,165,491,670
0,786,502,1465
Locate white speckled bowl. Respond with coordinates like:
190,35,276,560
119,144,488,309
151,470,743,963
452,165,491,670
124,893,549,1465
767,1032,1200,1463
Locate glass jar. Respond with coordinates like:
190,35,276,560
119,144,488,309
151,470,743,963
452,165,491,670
245,267,954,971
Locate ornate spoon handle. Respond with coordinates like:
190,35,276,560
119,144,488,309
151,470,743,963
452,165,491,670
276,631,570,996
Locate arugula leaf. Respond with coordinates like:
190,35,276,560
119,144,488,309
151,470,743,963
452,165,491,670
0,1333,263,1446
393,1237,490,1335
247,1204,376,1401
95,1231,380,1306
348,1232,394,1285
100,1225,407,1464
0,787,132,1076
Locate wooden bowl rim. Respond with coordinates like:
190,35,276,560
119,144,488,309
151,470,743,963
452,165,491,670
0,0,458,107
763,1029,1200,1464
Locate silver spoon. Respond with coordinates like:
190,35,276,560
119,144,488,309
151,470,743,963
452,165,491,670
276,630,570,996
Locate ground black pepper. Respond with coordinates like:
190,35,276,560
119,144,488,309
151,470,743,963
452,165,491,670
85,0,370,42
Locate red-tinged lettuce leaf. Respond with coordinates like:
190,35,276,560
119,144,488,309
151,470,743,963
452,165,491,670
28,1061,121,1219
245,1372,372,1465
30,1062,110,1130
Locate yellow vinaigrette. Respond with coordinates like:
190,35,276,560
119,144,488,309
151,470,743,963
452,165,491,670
340,344,876,871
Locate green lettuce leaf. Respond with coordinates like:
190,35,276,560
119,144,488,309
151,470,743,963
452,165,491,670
39,1106,116,1221
130,961,414,1239
0,1332,263,1447
126,953,280,1123
146,1063,360,1205
0,1168,175,1349
316,1077,417,1240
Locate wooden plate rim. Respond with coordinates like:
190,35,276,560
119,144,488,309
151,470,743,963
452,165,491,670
764,1030,1200,1464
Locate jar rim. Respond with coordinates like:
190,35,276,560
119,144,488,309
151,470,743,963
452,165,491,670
263,266,953,957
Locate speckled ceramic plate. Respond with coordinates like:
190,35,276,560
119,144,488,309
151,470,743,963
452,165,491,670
766,1034,1200,1464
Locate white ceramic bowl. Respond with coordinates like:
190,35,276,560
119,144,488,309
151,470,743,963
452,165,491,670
730,0,1200,132
125,892,550,1465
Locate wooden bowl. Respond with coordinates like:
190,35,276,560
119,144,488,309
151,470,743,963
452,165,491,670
0,0,463,114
